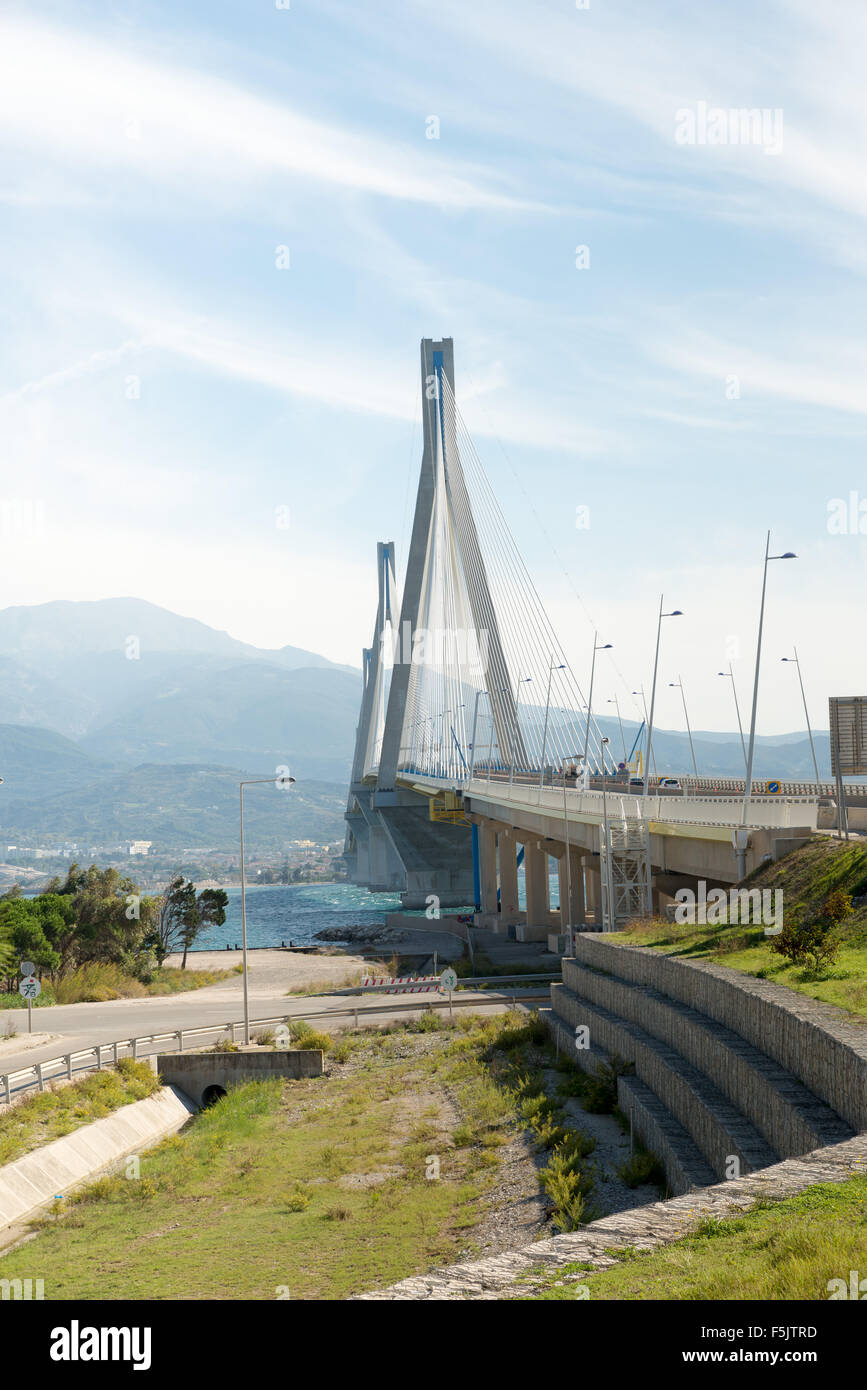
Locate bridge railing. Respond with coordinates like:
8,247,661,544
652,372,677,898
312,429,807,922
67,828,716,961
464,778,819,830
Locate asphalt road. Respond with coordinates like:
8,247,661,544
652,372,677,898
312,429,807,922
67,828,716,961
0,980,550,1093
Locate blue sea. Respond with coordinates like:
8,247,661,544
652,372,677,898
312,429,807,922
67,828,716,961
190,870,558,954
191,882,406,953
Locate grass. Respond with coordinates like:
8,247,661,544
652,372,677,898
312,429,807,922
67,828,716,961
55,962,240,1003
0,1060,161,1166
453,952,555,982
0,1010,570,1300
616,917,867,1020
610,840,867,1020
1,962,239,1008
522,1175,867,1299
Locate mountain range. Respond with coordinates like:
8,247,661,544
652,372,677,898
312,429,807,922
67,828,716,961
0,597,838,854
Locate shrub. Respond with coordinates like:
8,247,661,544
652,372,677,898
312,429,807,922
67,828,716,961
405,1011,444,1033
323,1204,352,1221
582,1058,627,1114
769,887,854,975
286,1188,311,1212
617,1150,665,1188
291,1021,333,1052
54,963,148,1004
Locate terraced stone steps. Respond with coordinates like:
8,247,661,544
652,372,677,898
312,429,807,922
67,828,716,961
561,957,854,1159
545,1007,718,1194
551,984,778,1179
548,934,863,1198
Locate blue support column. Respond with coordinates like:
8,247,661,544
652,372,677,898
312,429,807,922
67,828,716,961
471,822,481,911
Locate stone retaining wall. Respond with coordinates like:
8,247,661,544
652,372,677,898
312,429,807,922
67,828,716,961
561,957,852,1159
570,935,867,1132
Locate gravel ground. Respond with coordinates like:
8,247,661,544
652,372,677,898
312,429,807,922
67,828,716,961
321,1025,661,1263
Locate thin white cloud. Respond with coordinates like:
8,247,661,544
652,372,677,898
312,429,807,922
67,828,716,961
651,328,867,417
0,15,539,214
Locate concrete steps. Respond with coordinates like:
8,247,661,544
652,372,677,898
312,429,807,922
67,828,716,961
551,985,779,1178
548,937,859,1197
561,958,854,1160
543,1007,717,1194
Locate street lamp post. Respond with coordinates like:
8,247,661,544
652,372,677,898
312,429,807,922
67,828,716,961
600,737,614,931
632,687,653,779
643,598,683,804
742,533,797,824
782,649,820,786
509,677,532,789
583,635,613,774
718,666,747,775
240,771,295,1044
668,676,698,778
607,697,627,762
540,660,566,787
468,690,486,785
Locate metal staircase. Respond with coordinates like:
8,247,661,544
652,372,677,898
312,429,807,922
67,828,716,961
600,813,651,930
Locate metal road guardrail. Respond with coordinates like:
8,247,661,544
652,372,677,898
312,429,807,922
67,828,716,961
0,980,554,1105
460,778,819,831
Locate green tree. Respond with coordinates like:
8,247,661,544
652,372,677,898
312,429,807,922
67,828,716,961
182,888,228,969
147,878,228,968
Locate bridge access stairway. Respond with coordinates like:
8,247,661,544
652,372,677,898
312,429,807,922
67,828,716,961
547,934,859,1196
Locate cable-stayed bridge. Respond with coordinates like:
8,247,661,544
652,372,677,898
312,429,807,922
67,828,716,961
345,339,820,933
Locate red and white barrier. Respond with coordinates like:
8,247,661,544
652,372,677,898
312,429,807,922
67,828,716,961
360,974,443,995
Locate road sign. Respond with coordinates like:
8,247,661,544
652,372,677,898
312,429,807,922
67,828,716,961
829,696,867,777
440,967,458,993
617,761,627,772
765,781,781,795
19,976,41,999
19,959,35,977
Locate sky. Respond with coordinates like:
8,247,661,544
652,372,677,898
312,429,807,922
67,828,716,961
0,0,865,735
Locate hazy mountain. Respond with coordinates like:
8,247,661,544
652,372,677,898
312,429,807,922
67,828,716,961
0,599,362,782
0,598,357,674
0,723,117,800
591,717,833,779
0,763,347,852
0,656,96,738
80,662,362,782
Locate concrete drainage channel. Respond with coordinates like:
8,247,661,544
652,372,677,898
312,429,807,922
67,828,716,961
0,1087,197,1252
155,1049,324,1109
0,987,549,1252
0,1049,326,1250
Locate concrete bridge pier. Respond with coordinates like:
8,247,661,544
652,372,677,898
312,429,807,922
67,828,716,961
497,826,522,926
374,787,475,909
353,787,406,892
519,839,552,942
585,860,603,927
557,845,586,931
478,822,499,915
